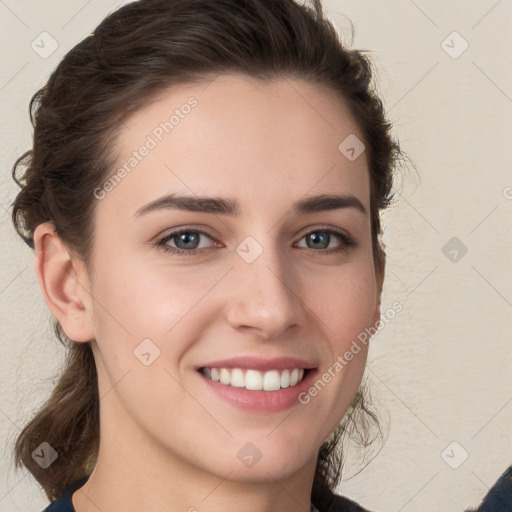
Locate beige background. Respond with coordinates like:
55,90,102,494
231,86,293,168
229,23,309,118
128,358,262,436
1,1,511,511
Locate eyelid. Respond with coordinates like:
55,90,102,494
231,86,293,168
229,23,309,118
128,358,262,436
295,223,352,240
157,227,221,252
157,224,220,243
156,224,357,256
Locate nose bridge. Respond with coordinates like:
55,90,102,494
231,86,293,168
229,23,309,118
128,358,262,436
225,234,301,338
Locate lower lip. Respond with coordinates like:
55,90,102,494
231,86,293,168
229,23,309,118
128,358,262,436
199,370,317,412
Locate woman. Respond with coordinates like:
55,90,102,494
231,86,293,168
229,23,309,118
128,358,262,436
11,0,405,510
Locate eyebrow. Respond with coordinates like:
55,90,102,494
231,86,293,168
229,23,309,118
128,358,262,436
134,192,367,218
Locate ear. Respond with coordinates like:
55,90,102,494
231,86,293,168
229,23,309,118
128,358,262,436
371,264,385,328
33,222,95,342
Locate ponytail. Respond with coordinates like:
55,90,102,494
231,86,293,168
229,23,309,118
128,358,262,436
13,321,99,501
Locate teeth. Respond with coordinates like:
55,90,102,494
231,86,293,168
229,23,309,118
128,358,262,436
281,369,290,388
202,367,306,391
231,368,245,388
219,368,230,385
263,370,281,391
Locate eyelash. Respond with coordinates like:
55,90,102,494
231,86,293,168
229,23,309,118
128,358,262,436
157,226,357,257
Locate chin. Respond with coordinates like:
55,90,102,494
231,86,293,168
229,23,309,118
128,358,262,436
200,434,319,483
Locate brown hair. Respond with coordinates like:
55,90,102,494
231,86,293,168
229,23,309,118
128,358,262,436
11,0,406,505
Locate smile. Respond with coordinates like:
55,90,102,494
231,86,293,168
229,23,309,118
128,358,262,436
200,367,307,391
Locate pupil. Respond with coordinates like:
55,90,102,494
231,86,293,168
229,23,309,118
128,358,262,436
309,232,328,249
177,232,198,249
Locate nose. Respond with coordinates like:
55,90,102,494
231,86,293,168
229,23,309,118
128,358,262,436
224,241,302,340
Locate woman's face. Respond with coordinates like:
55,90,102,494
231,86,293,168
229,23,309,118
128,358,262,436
82,74,382,482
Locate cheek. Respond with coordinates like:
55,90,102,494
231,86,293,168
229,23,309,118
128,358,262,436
89,258,224,356
302,260,378,347
298,272,374,432
299,260,376,406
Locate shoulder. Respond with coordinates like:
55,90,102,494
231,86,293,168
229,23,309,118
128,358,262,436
314,487,374,512
42,476,88,512
43,493,74,512
327,494,373,512
466,466,512,512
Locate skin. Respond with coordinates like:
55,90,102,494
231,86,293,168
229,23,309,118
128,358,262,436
34,74,383,512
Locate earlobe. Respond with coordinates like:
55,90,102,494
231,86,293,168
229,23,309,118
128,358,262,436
33,222,95,342
371,298,381,331
371,267,385,329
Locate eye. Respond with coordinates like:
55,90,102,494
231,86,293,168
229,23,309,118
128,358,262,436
157,226,356,257
158,229,218,256
295,227,356,254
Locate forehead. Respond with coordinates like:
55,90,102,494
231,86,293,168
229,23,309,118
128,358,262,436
98,74,370,218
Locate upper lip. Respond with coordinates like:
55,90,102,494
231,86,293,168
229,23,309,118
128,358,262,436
196,356,317,372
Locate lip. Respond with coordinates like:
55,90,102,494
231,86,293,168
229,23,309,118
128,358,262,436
197,362,318,413
196,356,317,372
